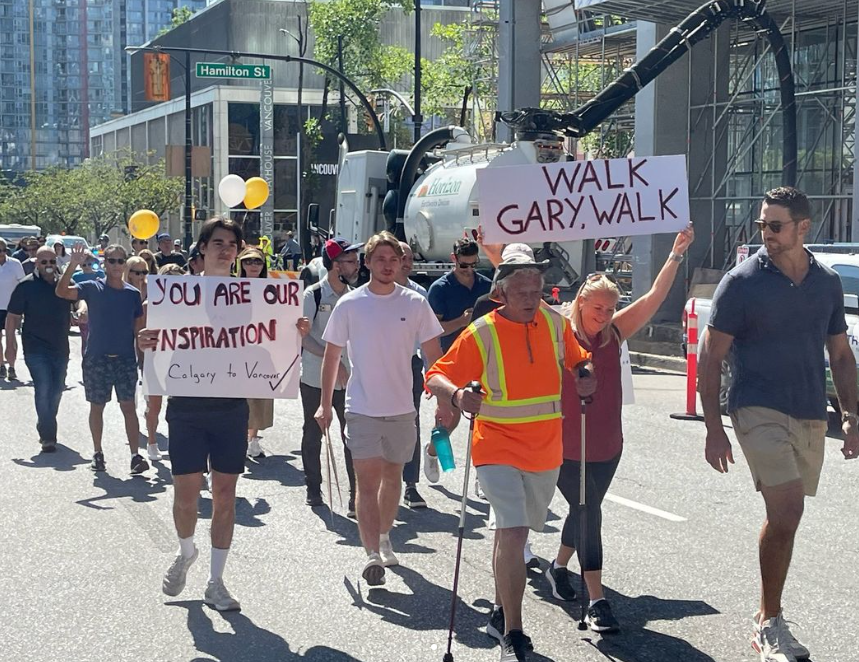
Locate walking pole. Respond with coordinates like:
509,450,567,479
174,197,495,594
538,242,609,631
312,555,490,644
577,366,592,632
443,381,483,662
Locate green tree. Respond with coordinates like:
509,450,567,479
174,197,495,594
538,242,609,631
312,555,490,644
158,6,195,36
421,19,496,140
0,150,183,238
307,0,413,132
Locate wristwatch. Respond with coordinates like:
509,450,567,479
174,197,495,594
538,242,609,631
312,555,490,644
669,251,684,263
841,411,859,425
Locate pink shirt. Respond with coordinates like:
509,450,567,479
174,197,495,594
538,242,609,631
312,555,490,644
562,327,623,462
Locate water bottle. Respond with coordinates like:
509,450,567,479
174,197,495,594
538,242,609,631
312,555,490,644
431,426,456,473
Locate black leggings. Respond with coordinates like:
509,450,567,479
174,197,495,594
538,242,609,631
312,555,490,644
556,454,621,572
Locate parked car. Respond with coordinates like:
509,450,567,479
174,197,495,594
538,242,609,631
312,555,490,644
45,234,91,252
684,244,859,414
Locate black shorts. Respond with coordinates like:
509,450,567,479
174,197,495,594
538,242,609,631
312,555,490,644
166,400,249,475
0,310,7,329
82,354,138,404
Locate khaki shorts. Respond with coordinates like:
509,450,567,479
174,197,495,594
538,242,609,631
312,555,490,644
345,412,416,465
730,406,826,497
477,464,560,532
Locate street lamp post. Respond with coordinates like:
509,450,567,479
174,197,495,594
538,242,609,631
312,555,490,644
183,50,193,249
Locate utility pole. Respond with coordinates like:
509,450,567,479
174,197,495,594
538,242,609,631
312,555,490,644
183,49,193,249
413,0,423,143
337,35,346,135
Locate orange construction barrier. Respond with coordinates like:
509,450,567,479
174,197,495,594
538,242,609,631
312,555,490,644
670,298,704,421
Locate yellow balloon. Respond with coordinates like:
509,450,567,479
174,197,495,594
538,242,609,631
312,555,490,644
243,177,270,210
128,209,160,240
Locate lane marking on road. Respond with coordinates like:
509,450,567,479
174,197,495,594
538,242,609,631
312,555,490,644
605,493,687,522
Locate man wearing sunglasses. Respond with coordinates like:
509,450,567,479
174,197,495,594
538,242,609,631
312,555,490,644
56,243,148,475
701,186,859,662
427,237,492,353
0,238,25,380
5,246,72,452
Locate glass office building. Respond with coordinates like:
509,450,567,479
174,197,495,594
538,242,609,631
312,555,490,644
0,0,206,174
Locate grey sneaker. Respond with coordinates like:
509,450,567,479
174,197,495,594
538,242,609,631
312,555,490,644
753,613,807,661
162,547,198,597
362,552,386,586
204,578,241,612
754,614,798,662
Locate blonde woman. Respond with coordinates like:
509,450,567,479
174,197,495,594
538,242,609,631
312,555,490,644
134,262,185,462
542,224,694,633
237,246,273,458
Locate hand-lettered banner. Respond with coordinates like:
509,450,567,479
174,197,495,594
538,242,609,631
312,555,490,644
477,155,690,244
142,275,303,399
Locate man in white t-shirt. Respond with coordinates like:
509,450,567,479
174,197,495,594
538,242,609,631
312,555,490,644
0,238,25,380
316,231,445,586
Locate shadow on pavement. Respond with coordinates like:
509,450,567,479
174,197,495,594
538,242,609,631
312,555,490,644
12,444,89,472
354,565,498,653
0,379,30,391
168,600,362,661
75,460,172,509
197,495,272,528
528,574,720,662
241,453,306,488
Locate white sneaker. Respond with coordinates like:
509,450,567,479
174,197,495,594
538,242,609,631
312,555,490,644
754,614,799,662
379,536,399,567
523,541,540,569
423,444,440,483
474,477,486,500
753,613,808,661
247,437,263,458
204,472,212,492
204,578,241,611
162,547,198,596
147,444,162,462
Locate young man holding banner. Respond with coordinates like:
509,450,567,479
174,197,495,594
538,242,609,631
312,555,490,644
138,217,310,611
315,231,445,586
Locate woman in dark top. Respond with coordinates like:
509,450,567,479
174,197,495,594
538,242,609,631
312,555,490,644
545,224,694,633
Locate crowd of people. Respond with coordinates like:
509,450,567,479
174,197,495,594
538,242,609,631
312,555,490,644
1,186,856,662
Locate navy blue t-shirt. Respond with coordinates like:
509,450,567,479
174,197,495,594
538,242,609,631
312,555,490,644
77,278,143,359
428,270,492,352
709,247,847,421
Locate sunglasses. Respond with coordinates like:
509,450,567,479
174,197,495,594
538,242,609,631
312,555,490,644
243,258,265,266
38,259,57,265
457,261,479,269
106,257,126,265
754,219,799,234
129,269,148,276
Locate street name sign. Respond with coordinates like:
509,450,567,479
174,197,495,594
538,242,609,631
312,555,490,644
195,63,271,80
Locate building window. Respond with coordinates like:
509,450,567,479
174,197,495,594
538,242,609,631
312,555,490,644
228,102,259,156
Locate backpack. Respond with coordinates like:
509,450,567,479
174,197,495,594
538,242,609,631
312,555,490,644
308,281,351,321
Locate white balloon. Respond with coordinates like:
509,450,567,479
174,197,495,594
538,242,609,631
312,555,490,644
218,174,247,208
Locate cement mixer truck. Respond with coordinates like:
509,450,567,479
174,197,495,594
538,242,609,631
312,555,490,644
326,108,592,292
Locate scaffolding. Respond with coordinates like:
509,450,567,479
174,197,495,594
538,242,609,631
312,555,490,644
696,4,858,269
540,0,858,273
463,1,500,140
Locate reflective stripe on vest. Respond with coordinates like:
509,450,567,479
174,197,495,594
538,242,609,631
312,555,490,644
468,308,566,424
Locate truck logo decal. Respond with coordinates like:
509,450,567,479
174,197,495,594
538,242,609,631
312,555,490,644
417,178,463,198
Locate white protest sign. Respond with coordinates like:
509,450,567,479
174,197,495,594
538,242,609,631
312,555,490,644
142,275,303,399
477,155,689,244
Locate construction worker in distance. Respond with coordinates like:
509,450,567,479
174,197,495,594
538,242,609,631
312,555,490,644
426,249,596,662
